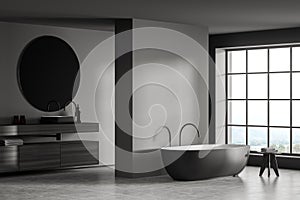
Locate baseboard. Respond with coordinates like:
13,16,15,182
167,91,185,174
248,153,300,170
115,168,167,178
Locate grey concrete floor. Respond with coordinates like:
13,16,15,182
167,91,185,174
0,166,299,200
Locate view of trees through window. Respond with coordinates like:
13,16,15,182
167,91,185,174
227,46,300,154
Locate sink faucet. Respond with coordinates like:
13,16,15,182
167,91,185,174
155,125,172,147
64,101,81,123
179,123,200,146
47,100,61,112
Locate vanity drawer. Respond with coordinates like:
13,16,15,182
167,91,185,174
61,141,99,167
19,143,60,171
0,146,18,172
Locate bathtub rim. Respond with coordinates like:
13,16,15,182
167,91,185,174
161,144,250,152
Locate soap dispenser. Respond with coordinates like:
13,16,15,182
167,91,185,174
75,104,81,123
63,101,81,123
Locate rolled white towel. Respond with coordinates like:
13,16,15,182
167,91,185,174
0,138,23,146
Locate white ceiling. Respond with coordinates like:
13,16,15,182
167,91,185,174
1,0,300,34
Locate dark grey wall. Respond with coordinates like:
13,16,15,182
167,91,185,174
114,19,134,177
209,27,300,145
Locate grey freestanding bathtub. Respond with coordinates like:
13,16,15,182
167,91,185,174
161,144,250,181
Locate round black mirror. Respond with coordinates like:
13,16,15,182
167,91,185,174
18,36,80,112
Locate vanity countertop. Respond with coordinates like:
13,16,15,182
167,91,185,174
0,123,99,136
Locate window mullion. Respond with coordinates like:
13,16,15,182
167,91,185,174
225,50,228,144
246,50,248,145
267,49,270,148
290,47,293,153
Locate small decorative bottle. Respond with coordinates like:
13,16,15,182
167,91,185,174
75,104,81,123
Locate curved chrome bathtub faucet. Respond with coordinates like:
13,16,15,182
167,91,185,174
155,125,172,147
179,123,200,146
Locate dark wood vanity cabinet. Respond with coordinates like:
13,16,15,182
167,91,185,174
19,143,61,171
0,123,99,173
0,141,99,173
0,146,18,172
18,141,99,171
61,141,99,167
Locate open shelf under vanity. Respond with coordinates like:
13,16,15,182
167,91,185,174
0,123,99,173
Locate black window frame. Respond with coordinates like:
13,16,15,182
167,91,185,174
225,44,300,156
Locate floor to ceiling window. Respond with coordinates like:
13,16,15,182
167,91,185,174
226,45,300,154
